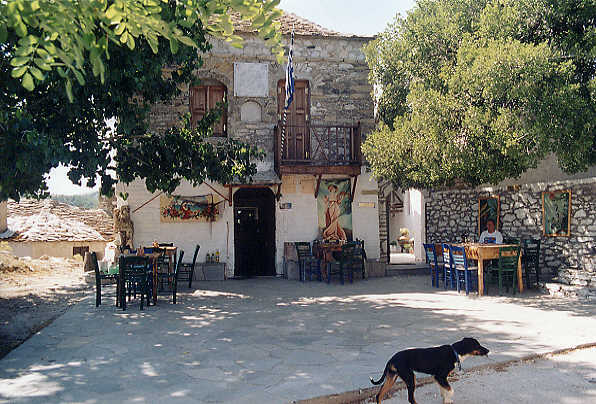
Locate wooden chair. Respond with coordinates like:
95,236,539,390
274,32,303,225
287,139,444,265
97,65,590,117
353,239,367,279
155,250,185,304
118,255,151,310
448,244,478,295
441,243,456,290
295,242,322,282
178,244,200,288
423,243,441,288
91,252,120,307
327,242,358,284
522,238,541,288
487,245,521,295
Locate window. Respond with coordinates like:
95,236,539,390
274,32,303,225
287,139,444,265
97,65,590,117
190,84,227,137
73,246,89,258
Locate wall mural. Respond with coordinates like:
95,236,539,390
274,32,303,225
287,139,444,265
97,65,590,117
160,194,221,222
318,179,352,241
542,190,571,237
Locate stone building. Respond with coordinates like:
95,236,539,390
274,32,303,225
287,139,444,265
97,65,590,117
1,199,115,259
116,13,380,278
422,156,596,289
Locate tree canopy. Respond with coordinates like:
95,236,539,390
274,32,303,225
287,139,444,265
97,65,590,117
363,0,596,189
1,0,282,201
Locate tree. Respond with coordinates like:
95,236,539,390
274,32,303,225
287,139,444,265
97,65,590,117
363,0,596,189
1,0,284,99
1,0,282,201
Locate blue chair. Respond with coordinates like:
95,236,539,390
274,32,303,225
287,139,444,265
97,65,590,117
448,245,478,295
441,243,456,290
423,243,441,288
295,242,322,282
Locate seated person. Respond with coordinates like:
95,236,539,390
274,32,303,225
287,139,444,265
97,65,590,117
479,219,503,244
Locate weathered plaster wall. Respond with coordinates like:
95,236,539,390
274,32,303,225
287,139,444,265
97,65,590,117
118,171,380,278
7,240,108,260
426,178,596,287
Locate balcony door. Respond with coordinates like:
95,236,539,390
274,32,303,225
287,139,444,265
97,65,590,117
278,80,310,160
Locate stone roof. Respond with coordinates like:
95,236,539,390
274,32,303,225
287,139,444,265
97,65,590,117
231,11,363,38
3,199,114,243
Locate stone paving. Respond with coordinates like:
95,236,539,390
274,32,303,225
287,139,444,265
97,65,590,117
1,276,596,404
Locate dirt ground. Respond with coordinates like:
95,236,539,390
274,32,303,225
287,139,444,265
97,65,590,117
0,252,90,359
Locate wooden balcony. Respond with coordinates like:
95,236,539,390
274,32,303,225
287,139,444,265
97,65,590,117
274,122,362,176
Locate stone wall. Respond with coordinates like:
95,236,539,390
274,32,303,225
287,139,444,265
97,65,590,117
148,33,375,169
426,178,596,287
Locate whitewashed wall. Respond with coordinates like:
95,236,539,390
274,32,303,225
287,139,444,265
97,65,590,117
7,240,108,259
118,169,381,278
389,189,426,262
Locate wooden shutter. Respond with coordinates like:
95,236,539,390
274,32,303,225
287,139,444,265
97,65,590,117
278,80,310,160
190,85,227,136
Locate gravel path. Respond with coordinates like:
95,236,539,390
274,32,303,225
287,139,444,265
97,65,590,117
0,255,90,359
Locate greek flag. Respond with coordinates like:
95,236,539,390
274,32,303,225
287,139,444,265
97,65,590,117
284,27,295,110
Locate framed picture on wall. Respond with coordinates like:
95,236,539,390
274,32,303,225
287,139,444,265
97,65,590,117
478,196,500,236
542,190,571,237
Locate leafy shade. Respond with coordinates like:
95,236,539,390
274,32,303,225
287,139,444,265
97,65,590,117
363,0,596,189
1,0,285,100
1,1,267,201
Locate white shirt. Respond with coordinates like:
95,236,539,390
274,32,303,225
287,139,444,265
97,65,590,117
479,230,503,244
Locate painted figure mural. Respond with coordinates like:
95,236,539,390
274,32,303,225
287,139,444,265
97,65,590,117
318,179,353,241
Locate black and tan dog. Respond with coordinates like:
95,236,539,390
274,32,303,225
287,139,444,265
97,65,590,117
370,337,489,404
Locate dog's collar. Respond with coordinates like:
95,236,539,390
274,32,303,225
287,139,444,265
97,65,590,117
451,345,462,371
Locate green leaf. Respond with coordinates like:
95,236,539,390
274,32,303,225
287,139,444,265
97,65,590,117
65,79,73,102
30,67,44,81
120,31,128,44
34,58,52,71
10,57,29,67
126,35,135,50
11,66,28,78
73,69,86,86
22,72,34,91
169,38,179,54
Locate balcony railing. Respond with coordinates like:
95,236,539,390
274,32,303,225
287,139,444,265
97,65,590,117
274,122,362,175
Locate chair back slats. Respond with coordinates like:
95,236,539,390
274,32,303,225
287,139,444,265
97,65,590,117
441,243,451,267
448,244,468,270
294,242,313,261
340,242,357,261
498,245,521,270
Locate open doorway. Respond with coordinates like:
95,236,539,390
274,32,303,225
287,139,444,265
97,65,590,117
233,188,276,278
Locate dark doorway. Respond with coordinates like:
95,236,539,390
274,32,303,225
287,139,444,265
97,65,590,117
234,188,276,278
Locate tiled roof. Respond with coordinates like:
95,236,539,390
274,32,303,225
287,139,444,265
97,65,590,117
231,11,359,38
4,199,114,242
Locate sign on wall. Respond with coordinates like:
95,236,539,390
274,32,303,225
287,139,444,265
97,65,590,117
160,195,221,222
317,179,353,241
234,63,268,97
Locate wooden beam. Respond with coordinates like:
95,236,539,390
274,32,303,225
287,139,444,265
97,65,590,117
203,182,230,206
314,174,322,199
228,184,233,206
280,164,361,176
276,183,282,201
351,175,358,202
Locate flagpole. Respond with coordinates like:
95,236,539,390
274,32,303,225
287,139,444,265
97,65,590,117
281,24,295,160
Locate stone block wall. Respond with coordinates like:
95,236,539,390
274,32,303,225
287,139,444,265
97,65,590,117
426,178,596,287
148,33,375,167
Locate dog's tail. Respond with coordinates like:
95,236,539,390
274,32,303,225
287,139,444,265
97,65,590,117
370,362,389,385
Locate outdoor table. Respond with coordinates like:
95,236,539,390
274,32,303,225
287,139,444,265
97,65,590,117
140,246,177,304
450,243,524,296
314,241,345,281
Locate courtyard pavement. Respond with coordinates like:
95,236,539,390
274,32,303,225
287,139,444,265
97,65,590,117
1,276,596,404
